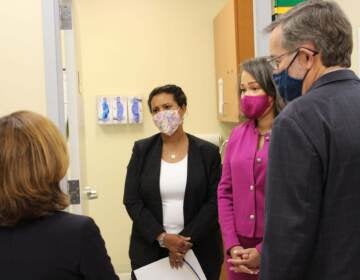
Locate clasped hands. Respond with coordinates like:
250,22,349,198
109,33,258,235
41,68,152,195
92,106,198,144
228,246,260,275
160,233,193,269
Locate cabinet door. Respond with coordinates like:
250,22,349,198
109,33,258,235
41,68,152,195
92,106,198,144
214,0,255,123
236,0,255,64
214,0,239,123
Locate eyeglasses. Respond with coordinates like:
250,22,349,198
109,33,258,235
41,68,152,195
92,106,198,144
266,47,319,71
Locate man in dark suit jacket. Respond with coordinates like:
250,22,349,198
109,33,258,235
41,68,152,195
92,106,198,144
258,1,360,280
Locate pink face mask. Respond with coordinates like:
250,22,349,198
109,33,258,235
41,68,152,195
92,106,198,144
152,109,182,136
240,95,270,119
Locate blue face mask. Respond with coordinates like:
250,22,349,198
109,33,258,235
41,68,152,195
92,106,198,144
272,70,304,103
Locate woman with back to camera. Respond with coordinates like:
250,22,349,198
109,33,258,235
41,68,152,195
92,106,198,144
124,84,223,279
218,57,282,280
0,111,119,280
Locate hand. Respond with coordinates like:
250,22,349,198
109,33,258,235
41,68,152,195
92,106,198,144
163,234,192,254
228,247,261,274
230,246,245,259
228,261,259,275
233,247,260,268
169,251,184,269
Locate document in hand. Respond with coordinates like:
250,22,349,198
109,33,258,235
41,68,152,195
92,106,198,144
134,249,206,280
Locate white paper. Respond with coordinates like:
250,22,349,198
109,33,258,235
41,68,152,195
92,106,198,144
134,249,206,280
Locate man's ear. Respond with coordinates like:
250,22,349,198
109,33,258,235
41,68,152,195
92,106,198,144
299,44,317,70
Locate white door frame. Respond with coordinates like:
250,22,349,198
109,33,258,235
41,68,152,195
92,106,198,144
41,0,83,214
42,0,65,133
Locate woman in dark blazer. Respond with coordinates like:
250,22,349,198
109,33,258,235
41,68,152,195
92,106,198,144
0,111,119,280
124,84,223,280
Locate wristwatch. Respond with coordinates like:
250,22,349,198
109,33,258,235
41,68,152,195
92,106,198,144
157,232,166,248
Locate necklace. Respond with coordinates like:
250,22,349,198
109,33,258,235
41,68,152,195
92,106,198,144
165,133,186,160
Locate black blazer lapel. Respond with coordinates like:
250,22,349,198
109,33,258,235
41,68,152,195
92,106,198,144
140,135,163,225
183,135,205,225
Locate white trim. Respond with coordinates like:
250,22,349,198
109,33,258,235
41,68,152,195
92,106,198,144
61,0,83,214
64,26,83,214
41,0,66,134
252,0,272,56
41,0,68,194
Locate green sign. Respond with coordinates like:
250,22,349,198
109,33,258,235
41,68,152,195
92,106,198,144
275,0,305,7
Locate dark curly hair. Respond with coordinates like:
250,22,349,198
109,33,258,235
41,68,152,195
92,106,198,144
147,84,187,113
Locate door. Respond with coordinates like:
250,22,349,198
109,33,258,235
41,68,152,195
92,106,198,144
42,0,127,277
42,0,91,216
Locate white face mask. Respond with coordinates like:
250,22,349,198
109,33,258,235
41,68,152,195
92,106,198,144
152,109,182,136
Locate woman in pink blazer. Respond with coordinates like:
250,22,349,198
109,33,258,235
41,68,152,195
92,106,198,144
218,57,282,280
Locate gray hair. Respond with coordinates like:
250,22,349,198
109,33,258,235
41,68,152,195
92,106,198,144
240,57,283,115
265,0,352,68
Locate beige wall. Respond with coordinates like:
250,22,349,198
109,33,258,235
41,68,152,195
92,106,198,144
0,0,46,116
334,0,360,74
73,0,227,273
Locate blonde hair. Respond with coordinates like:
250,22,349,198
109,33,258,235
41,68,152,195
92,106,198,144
0,111,69,226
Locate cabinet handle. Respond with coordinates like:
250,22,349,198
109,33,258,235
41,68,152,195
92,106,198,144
222,102,229,116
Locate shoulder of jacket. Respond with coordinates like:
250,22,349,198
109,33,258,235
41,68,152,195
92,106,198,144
188,134,219,153
49,211,94,232
228,120,252,138
133,133,161,151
